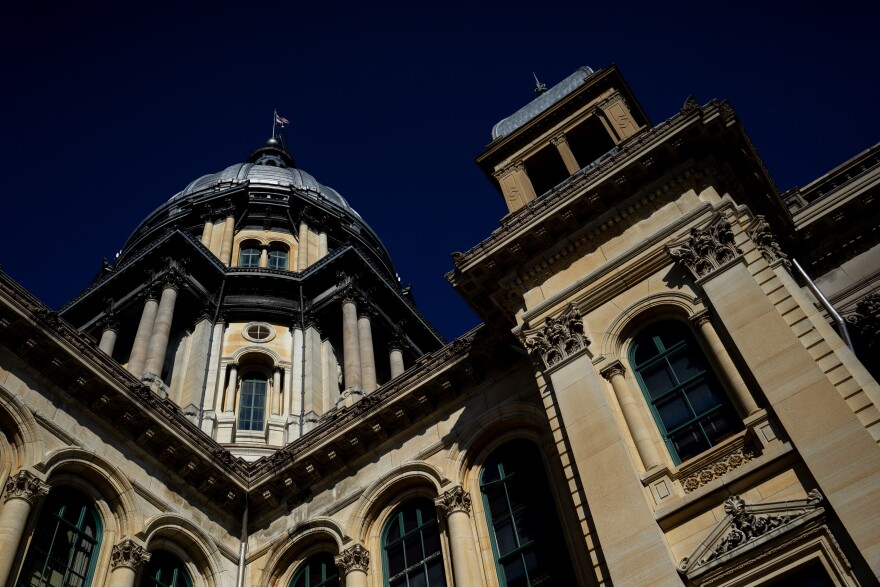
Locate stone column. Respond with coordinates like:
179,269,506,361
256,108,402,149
106,539,151,587
219,212,235,266
341,297,362,391
692,311,759,417
318,231,328,258
297,221,309,271
223,363,239,412
128,293,159,378
98,317,119,356
389,347,405,379
259,247,269,269
272,367,282,415
550,133,580,175
357,311,377,393
435,486,479,587
0,470,49,586
144,278,179,378
600,361,663,470
200,216,214,246
335,544,369,587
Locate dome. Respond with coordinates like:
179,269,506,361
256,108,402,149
168,139,362,220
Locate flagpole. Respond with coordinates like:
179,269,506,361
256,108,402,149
272,109,276,138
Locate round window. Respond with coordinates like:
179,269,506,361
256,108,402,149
243,322,275,343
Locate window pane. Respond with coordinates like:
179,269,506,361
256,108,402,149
685,381,723,414
668,349,705,383
422,522,440,556
655,393,693,431
502,557,527,587
268,250,288,270
402,504,419,534
701,409,737,444
405,535,423,569
493,517,517,555
640,362,676,398
669,423,709,462
386,543,405,575
426,557,446,587
408,569,428,587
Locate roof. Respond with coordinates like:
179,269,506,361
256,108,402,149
491,66,595,140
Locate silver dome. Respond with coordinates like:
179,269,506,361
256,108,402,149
169,162,362,220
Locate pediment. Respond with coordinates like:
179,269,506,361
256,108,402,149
679,490,825,580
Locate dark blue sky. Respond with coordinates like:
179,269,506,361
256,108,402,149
3,1,878,340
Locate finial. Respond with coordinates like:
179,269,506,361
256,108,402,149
533,72,548,95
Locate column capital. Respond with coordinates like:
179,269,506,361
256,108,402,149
3,470,49,504
335,543,370,573
666,213,742,282
689,309,712,327
520,304,590,371
99,312,120,333
549,132,569,146
434,485,472,516
600,360,626,380
110,539,151,570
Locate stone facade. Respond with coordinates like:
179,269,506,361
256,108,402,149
0,65,878,586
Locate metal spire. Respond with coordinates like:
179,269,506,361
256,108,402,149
533,72,548,95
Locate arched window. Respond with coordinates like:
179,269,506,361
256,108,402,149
140,551,193,587
289,553,340,587
382,498,446,587
18,487,102,587
239,247,260,268
268,248,288,270
480,439,576,587
630,320,742,464
238,373,268,431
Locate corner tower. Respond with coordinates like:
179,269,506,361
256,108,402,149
60,137,444,460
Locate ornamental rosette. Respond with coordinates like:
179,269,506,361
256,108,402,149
110,539,151,570
3,470,49,504
434,486,472,516
335,543,370,573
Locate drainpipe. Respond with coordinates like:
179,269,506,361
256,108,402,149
237,501,248,587
792,258,855,351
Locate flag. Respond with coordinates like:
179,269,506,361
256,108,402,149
275,113,290,127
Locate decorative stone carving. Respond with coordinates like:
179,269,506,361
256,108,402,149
679,490,824,575
667,214,742,281
747,215,789,266
521,305,590,370
846,293,880,355
110,539,151,570
335,543,370,573
680,447,755,493
434,486,472,516
2,469,49,504
681,96,700,114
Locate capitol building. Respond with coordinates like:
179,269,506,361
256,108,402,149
0,65,878,586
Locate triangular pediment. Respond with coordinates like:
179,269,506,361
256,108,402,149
679,490,825,580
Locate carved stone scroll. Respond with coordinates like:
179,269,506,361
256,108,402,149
667,214,742,281
680,447,755,493
521,305,590,370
